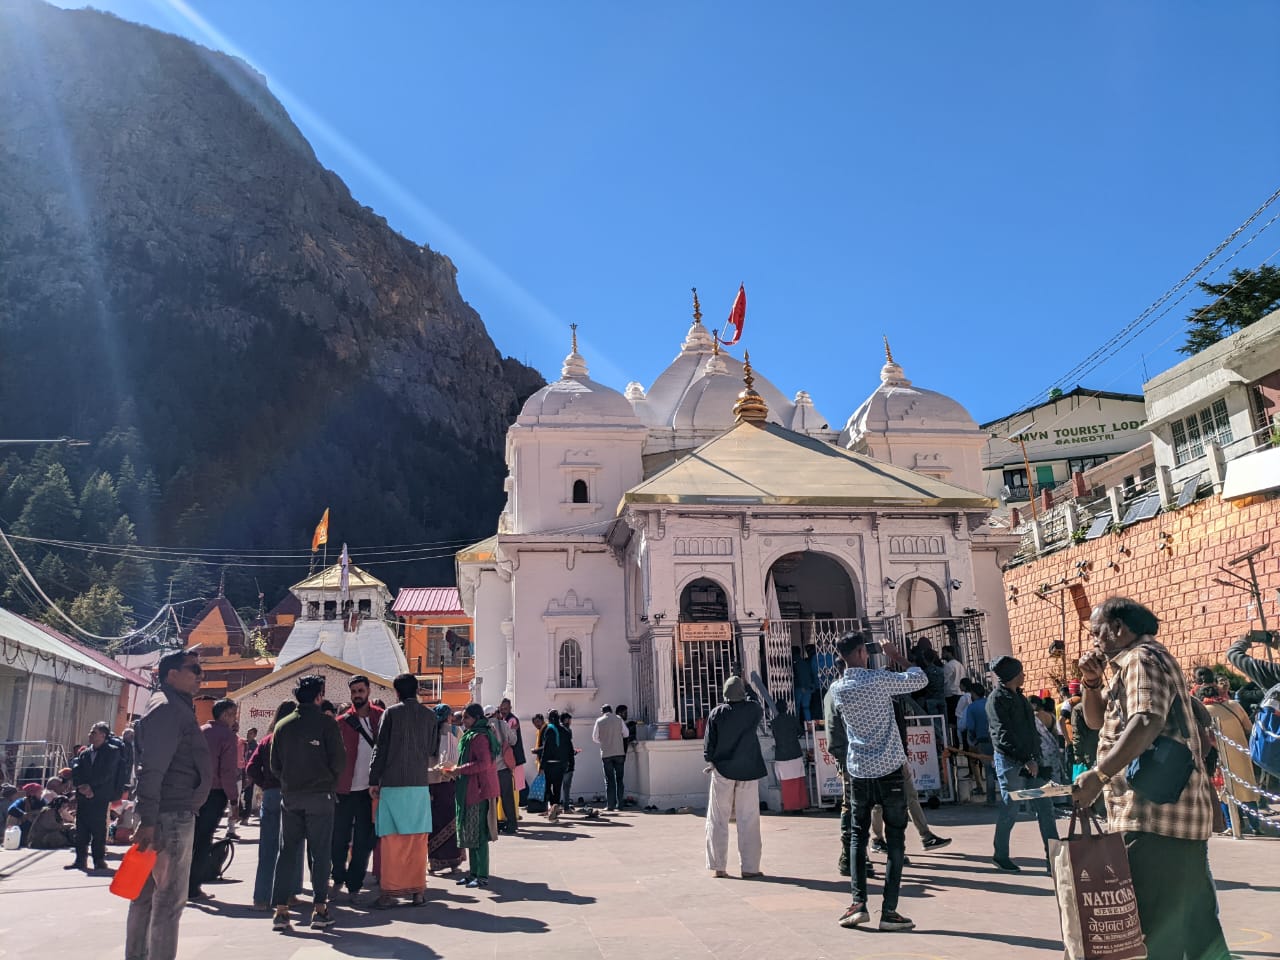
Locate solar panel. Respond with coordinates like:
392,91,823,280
1083,512,1113,540
1176,474,1202,509
1121,495,1162,526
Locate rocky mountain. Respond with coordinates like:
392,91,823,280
0,0,543,615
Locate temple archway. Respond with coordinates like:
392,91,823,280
897,576,948,632
679,576,730,622
763,551,861,711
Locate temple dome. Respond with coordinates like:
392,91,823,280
841,339,979,446
518,335,642,427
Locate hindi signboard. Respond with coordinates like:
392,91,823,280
678,622,732,642
813,726,843,800
904,715,948,798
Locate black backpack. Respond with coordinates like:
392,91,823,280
201,837,235,882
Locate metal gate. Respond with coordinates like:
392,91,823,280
903,613,988,679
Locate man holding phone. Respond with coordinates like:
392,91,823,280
986,655,1058,872
829,631,927,932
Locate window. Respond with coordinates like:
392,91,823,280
358,598,371,618
1067,455,1109,475
558,638,583,688
1171,398,1233,465
323,600,337,621
307,601,320,620
428,625,472,666
1002,468,1029,499
572,478,589,503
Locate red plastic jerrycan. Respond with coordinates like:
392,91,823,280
110,844,158,900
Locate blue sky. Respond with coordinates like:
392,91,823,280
57,1,1280,425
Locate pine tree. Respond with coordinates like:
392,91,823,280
79,471,120,542
64,583,134,637
1179,264,1280,355
109,514,157,608
14,463,80,540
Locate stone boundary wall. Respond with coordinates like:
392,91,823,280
1002,493,1280,693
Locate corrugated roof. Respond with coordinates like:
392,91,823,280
623,421,998,508
392,587,463,616
274,618,408,679
26,617,154,689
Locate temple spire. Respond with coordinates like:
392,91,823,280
733,350,769,424
883,335,894,364
691,287,702,323
562,323,588,379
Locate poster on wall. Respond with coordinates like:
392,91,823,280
813,727,843,800
904,715,951,801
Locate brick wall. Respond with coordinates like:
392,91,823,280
1003,493,1280,694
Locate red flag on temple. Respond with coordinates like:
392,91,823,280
718,284,746,346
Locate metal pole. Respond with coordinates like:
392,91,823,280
1019,436,1039,521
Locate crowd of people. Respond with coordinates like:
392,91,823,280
700,595,1261,959
6,591,1272,959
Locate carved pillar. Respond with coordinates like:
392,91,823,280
501,619,515,702
737,620,764,697
653,624,676,723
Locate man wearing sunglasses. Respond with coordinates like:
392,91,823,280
126,649,213,960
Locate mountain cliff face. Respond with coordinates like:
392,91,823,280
0,1,543,604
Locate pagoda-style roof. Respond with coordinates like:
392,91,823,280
623,421,997,508
290,562,387,593
180,595,251,654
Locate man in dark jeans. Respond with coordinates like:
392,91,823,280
828,631,927,932
332,676,383,902
190,698,239,899
270,676,345,932
69,721,124,871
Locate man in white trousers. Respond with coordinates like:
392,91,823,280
702,676,767,879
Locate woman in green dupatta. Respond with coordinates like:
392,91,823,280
444,703,501,888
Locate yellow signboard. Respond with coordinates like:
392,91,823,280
679,622,732,642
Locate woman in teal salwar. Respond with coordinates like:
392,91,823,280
444,703,500,888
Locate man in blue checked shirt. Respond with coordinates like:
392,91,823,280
829,630,927,933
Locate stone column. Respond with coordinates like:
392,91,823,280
737,620,764,696
501,619,515,702
653,624,676,723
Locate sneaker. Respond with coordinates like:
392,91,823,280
879,909,915,932
871,839,889,854
837,859,851,877
272,912,292,932
455,875,474,886
310,907,335,930
921,835,951,850
992,857,1021,872
839,902,871,928
66,861,87,871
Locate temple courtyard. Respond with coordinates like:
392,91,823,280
1,804,1275,960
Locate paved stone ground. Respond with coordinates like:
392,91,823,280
1,804,1276,960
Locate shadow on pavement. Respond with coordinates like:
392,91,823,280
921,928,1064,951
487,877,596,906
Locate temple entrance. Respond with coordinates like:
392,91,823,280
763,552,861,715
674,577,737,726
896,577,948,633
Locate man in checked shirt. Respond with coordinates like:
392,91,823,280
1074,597,1228,960
829,630,927,933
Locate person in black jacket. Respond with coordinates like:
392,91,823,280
703,676,766,878
986,656,1058,872
69,721,124,871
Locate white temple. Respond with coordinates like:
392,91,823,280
457,297,1017,807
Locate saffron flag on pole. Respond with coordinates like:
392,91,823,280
339,542,350,601
718,284,746,345
311,508,329,552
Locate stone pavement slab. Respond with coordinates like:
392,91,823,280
0,805,1275,960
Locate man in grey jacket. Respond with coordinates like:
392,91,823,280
126,649,212,960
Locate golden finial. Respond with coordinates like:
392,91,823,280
883,335,894,364
712,336,720,357
733,349,769,424
691,287,702,323
570,322,579,354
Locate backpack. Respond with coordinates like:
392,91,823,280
1249,682,1280,777
201,837,236,883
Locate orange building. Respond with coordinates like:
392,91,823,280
181,595,275,700
393,587,473,706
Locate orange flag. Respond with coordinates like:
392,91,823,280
311,508,330,552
